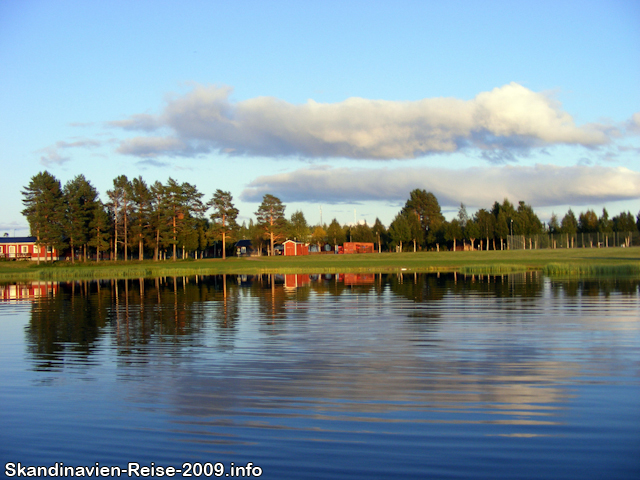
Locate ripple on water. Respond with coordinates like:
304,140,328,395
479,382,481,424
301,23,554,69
1,274,639,479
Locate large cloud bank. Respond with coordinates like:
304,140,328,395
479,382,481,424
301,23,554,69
240,164,640,208
112,83,609,160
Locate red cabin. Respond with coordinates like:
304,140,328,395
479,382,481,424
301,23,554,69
283,240,309,256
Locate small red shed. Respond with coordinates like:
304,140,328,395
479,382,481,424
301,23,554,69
283,240,309,256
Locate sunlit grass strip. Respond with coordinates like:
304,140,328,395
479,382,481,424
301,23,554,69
542,263,640,276
460,264,528,274
1,247,639,281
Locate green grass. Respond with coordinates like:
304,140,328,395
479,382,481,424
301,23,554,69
1,247,639,281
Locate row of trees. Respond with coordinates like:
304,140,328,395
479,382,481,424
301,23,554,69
20,172,640,261
386,192,640,252
22,172,256,262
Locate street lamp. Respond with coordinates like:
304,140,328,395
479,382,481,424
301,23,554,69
510,219,513,236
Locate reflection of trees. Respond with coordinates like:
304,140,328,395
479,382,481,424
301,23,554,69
310,274,348,297
550,277,640,298
23,274,639,373
247,274,290,334
385,271,545,305
25,276,244,371
386,273,446,303
26,280,110,371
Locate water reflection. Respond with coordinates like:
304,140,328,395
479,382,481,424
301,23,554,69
10,272,639,362
3,273,639,479
0,280,58,301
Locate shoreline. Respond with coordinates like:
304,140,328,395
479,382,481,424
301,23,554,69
1,247,639,281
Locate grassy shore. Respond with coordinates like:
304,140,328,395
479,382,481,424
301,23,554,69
1,247,639,281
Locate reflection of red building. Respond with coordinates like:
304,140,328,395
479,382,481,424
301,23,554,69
0,281,59,301
284,274,310,289
343,273,375,285
283,240,309,256
342,242,374,254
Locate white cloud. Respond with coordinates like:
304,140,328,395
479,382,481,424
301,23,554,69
627,112,640,134
117,136,187,157
108,114,161,132
38,139,101,166
240,164,640,209
111,83,611,160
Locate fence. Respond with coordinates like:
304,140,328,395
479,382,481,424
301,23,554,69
507,231,639,250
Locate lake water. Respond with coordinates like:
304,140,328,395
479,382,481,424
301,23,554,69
1,273,639,479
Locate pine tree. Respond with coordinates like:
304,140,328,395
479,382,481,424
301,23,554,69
163,178,205,261
389,213,411,252
21,171,66,263
209,190,239,259
560,209,578,234
63,175,99,263
326,219,345,246
464,218,480,250
255,194,286,256
149,181,170,261
444,219,462,251
129,176,153,260
288,210,310,242
402,189,444,247
311,226,327,249
578,210,598,233
476,209,496,250
372,218,387,253
88,201,111,261
598,208,612,233
106,175,132,261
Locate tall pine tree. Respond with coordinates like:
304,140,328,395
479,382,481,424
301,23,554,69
209,190,239,260
63,174,99,263
255,194,286,256
21,171,66,263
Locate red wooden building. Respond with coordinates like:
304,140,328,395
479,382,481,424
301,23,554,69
342,242,374,254
0,237,59,261
283,240,309,256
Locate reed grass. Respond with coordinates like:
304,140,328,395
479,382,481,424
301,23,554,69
1,247,639,281
459,264,526,275
542,263,640,276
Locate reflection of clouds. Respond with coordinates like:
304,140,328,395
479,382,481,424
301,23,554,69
128,291,582,437
22,274,640,444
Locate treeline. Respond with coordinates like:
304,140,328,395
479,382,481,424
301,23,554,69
384,190,640,251
22,172,224,262
20,172,640,261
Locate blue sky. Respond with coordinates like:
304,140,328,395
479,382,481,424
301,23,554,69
1,0,639,234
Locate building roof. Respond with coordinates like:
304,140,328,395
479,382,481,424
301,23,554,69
0,236,36,244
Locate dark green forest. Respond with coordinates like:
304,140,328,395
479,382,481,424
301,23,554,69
20,171,640,261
